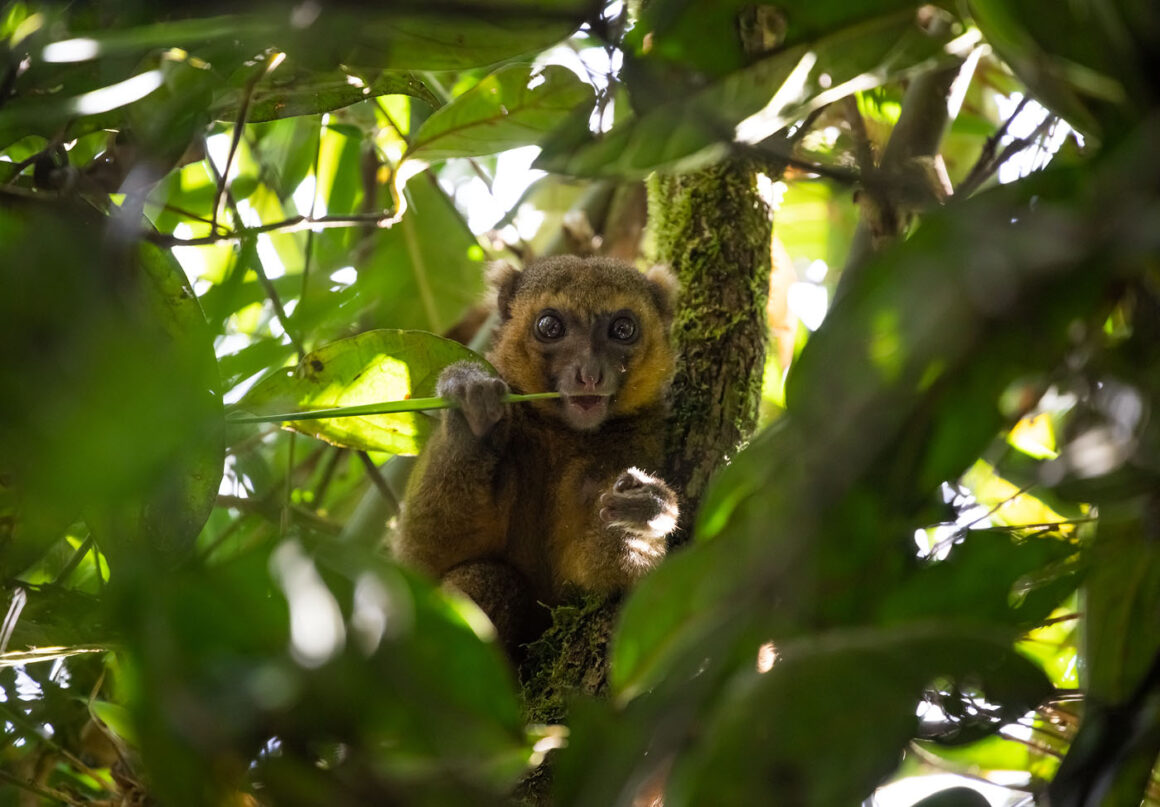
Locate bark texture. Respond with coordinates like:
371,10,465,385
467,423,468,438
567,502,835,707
649,160,772,534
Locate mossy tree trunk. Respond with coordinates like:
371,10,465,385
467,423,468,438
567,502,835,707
649,159,773,535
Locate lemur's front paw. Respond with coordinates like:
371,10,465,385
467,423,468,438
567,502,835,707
437,362,509,438
599,467,679,541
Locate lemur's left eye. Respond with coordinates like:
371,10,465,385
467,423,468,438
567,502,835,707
535,311,565,340
609,315,637,342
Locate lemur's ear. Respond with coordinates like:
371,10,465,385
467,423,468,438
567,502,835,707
644,264,679,324
487,261,523,320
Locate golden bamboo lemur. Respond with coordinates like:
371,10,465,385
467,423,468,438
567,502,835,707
397,256,680,650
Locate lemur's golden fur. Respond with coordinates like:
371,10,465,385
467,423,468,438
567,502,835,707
396,256,679,649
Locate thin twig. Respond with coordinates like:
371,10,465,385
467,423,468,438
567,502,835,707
984,113,1058,182
212,60,266,232
958,94,1030,196
248,241,305,356
157,201,223,230
359,452,398,507
145,210,399,247
313,448,346,506
736,139,862,185
215,495,341,535
997,728,1065,759
298,116,325,327
843,95,876,175
0,768,85,806
282,433,297,535
199,510,250,561
0,700,108,786
52,534,94,586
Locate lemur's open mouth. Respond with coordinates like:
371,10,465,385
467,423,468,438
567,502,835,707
568,395,605,410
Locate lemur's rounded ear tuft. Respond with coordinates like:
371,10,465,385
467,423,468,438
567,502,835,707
488,261,522,320
644,264,679,323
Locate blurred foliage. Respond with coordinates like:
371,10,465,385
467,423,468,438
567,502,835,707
0,0,1158,805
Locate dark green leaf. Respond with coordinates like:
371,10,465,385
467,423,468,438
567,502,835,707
968,0,1142,140
665,626,1051,807
911,787,992,807
878,530,1080,629
212,68,438,123
0,202,222,575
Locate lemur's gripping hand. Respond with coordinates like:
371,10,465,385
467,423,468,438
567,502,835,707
437,362,509,439
599,467,679,543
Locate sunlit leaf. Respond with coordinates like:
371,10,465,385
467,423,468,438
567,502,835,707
91,699,139,747
238,330,490,454
406,64,593,163
914,734,1061,785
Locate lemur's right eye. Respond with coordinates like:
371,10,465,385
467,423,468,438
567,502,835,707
535,311,565,340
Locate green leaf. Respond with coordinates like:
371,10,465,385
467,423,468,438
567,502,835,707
358,171,487,334
536,11,957,177
90,700,139,747
968,0,1140,140
0,203,222,575
664,626,1051,807
911,788,992,807
302,3,587,71
121,542,529,805
914,733,1061,784
1048,496,1160,804
211,68,439,123
127,243,225,560
237,330,490,454
405,64,593,163
624,0,923,79
878,529,1080,629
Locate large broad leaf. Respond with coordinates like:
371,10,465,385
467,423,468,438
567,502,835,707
536,10,958,177
0,201,222,576
211,67,439,122
877,529,1081,629
128,243,225,558
405,64,593,163
664,626,1051,807
237,330,490,455
358,171,488,334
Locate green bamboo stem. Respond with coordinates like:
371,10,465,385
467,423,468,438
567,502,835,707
227,391,567,424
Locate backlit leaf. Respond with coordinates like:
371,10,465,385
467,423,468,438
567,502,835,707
238,330,490,455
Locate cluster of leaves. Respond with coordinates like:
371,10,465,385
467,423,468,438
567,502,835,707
0,0,1158,805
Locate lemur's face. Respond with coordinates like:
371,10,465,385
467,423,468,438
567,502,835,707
488,257,677,430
